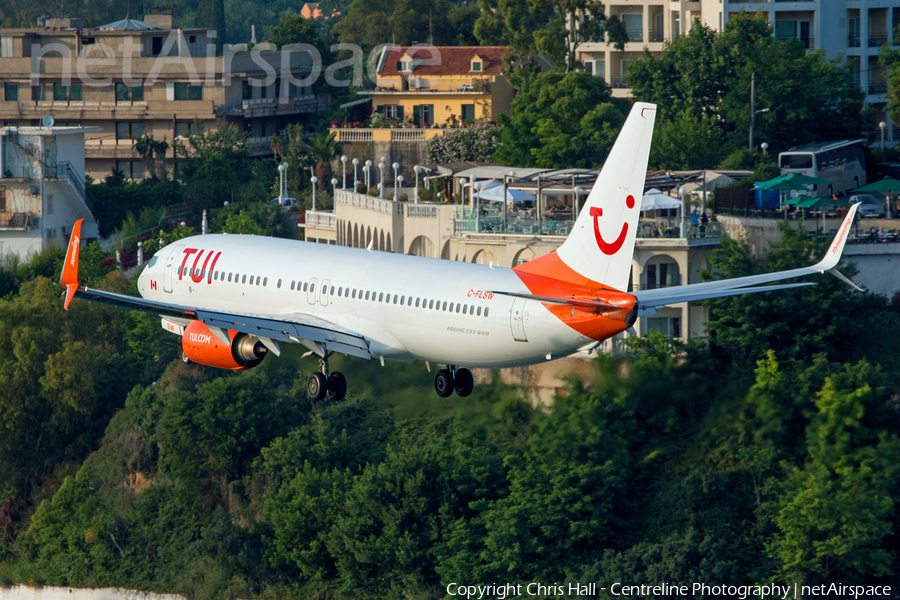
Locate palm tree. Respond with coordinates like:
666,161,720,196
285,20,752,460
134,134,169,179
300,131,341,189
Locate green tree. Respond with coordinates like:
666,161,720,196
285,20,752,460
628,11,865,158
769,362,900,582
426,122,501,163
177,120,250,211
494,71,626,168
649,109,728,170
474,0,627,76
268,11,329,58
333,0,452,51
297,130,342,190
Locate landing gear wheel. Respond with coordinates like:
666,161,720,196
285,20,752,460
181,350,192,364
435,369,454,397
307,372,327,401
327,372,347,401
454,368,474,397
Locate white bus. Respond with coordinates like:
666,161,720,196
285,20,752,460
778,139,868,196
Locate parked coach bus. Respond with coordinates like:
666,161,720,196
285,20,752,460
778,139,868,196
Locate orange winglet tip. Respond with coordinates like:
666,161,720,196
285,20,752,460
60,219,83,289
64,284,78,311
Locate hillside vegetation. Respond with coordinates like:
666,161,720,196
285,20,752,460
0,226,898,599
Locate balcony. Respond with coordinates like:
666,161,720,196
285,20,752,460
868,33,889,47
648,29,664,43
869,82,888,95
0,212,31,230
776,35,814,49
330,127,447,143
304,210,337,230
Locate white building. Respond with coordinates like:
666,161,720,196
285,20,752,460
0,125,99,259
576,0,900,142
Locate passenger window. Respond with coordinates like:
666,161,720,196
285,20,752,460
352,289,357,299
462,305,467,315
311,283,316,293
415,298,420,307
393,294,398,304
303,282,308,292
484,307,489,317
242,275,247,284
457,304,461,313
257,276,261,285
365,291,370,300
331,285,335,295
338,287,343,296
442,301,447,311
291,281,295,290
264,277,268,286
277,279,281,288
429,300,434,309
228,273,232,282
477,306,482,316
378,292,384,302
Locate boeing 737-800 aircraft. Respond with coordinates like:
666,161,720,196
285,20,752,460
60,102,860,400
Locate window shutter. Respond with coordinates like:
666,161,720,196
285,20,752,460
413,105,420,126
397,105,404,120
165,83,174,101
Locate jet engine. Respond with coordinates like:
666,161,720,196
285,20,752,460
181,320,267,370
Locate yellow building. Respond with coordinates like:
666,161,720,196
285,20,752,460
364,46,514,127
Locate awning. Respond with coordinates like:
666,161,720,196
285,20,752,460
340,98,373,109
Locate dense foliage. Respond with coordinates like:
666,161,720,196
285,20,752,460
426,122,501,164
628,12,867,168
0,228,898,597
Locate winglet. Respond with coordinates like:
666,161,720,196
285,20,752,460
60,219,83,310
813,203,859,273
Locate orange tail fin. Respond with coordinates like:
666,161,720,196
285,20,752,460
60,219,84,310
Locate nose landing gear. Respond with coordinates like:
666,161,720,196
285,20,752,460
434,366,474,397
307,355,347,401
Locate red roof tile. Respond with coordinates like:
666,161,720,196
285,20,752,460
379,46,508,77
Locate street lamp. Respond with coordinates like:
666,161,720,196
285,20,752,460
311,175,318,211
352,157,359,190
340,155,347,189
460,177,467,218
365,159,372,187
277,161,289,205
378,161,385,198
331,177,338,194
397,175,404,201
679,185,688,238
760,142,768,156
362,165,369,189
392,162,399,198
414,165,421,204
880,121,886,152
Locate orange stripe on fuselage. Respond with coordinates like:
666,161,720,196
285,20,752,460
513,250,636,341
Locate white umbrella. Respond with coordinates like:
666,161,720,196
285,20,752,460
474,181,535,202
641,188,682,211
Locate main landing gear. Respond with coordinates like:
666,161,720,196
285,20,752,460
434,366,474,398
307,355,347,402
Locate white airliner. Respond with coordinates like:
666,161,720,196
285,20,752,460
60,102,860,400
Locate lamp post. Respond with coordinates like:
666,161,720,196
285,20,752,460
392,162,399,199
365,159,372,187
414,165,421,203
277,162,289,205
340,155,347,189
460,177,467,219
331,177,338,194
679,186,688,238
880,121,886,152
749,72,770,150
378,161,386,198
574,186,583,218
362,165,369,189
311,176,318,211
352,157,359,190
397,175,404,201
760,142,768,156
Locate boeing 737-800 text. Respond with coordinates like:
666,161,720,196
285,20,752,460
60,102,860,400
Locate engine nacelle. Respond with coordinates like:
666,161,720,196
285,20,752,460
182,320,267,370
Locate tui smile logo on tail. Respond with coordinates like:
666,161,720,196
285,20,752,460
591,194,635,255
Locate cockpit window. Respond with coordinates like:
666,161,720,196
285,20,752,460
147,256,159,268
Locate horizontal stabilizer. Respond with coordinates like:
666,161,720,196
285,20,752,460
487,290,623,312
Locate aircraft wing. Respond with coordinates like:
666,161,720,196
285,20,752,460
59,223,371,360
634,203,860,313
